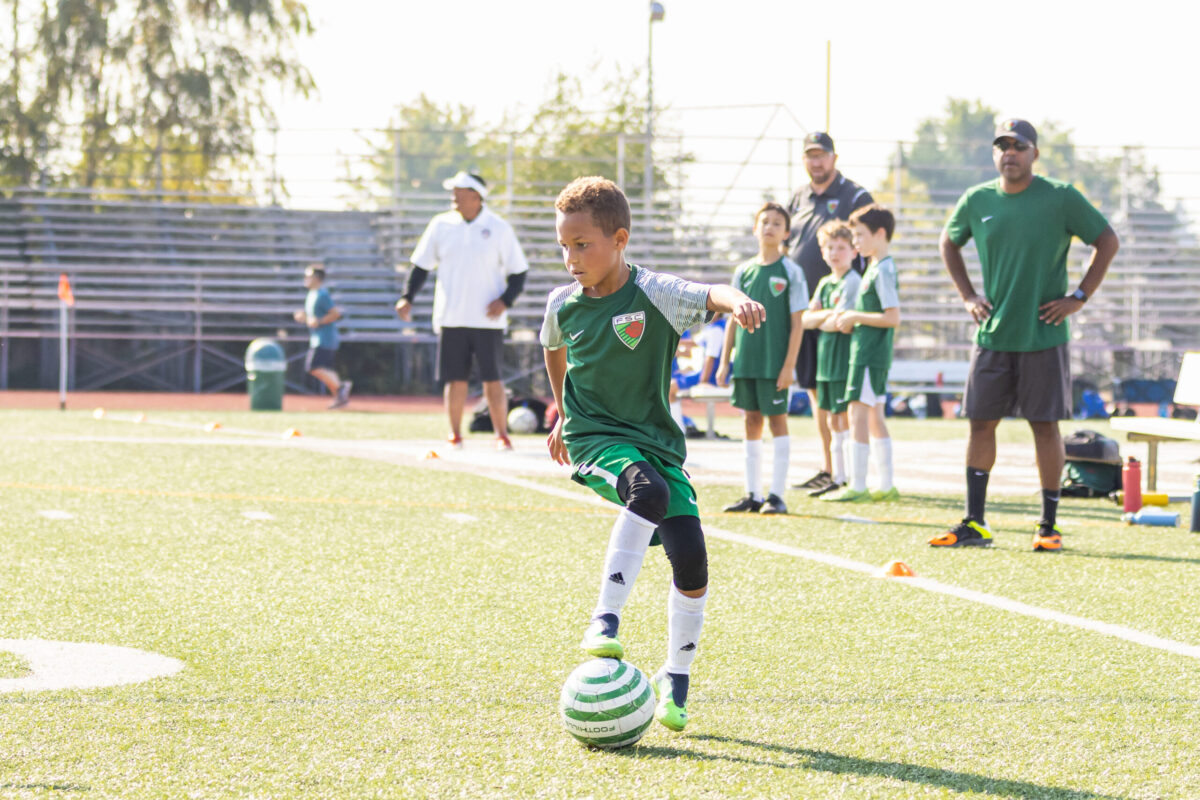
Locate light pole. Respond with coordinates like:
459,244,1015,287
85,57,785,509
645,1,664,218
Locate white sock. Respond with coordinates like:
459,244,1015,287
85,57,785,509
665,584,707,675
744,438,763,500
669,400,685,431
770,435,790,498
872,437,894,492
852,441,870,493
592,509,658,620
832,430,848,484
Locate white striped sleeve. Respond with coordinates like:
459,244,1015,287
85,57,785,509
634,267,711,334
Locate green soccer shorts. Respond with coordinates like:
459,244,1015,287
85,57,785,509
731,377,788,414
816,379,848,414
845,363,889,405
572,444,698,522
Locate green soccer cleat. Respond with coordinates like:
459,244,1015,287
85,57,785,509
821,487,872,503
580,615,624,659
652,670,689,732
871,487,900,502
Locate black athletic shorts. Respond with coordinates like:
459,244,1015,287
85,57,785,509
794,331,819,390
437,327,503,383
305,346,337,372
963,342,1071,421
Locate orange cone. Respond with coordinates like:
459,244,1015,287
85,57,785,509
133,412,146,423
204,421,222,432
423,450,440,459
882,560,916,578
282,428,302,439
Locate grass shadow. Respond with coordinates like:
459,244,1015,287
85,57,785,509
620,734,1124,799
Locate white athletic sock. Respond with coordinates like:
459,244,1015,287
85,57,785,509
744,438,763,500
852,441,870,493
592,509,658,621
664,584,707,676
669,400,685,431
872,437,894,492
832,430,848,484
770,435,790,498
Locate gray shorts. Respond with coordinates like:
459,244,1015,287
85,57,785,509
963,343,1070,421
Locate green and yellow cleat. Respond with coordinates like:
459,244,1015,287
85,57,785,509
871,487,900,502
580,615,624,659
821,487,872,503
652,670,689,732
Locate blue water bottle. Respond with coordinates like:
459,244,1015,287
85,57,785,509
1191,473,1200,533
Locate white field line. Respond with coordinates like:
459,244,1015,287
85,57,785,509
0,639,183,693
37,509,75,520
476,472,1200,661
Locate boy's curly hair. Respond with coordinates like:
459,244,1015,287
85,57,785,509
816,219,854,246
555,177,631,237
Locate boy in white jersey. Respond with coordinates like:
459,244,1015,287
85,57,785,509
824,205,901,503
541,176,764,733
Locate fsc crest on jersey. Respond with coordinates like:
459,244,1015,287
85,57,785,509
769,276,788,297
612,311,645,350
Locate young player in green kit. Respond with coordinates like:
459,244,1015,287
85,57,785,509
803,220,862,497
716,202,808,515
542,176,765,733
824,205,901,503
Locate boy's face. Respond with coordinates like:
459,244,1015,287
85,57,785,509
821,236,856,272
556,209,628,289
303,270,321,289
753,209,789,250
850,222,883,258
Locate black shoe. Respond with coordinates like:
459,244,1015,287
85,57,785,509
723,495,763,513
794,470,831,490
808,480,844,498
760,494,788,515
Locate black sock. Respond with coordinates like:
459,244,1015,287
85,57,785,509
966,468,990,523
669,672,689,706
593,612,619,637
1041,490,1060,527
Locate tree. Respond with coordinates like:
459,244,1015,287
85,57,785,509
348,64,685,206
0,0,314,192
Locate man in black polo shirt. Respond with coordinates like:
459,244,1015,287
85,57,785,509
786,132,874,491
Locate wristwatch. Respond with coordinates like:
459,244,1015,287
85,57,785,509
1071,288,1088,303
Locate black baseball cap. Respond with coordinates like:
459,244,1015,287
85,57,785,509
993,119,1037,147
803,131,835,153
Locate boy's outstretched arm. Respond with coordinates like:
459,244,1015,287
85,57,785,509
543,346,570,465
707,284,765,333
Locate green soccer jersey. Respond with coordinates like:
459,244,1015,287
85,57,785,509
848,256,899,371
540,264,711,467
730,256,808,379
944,175,1109,352
814,270,861,382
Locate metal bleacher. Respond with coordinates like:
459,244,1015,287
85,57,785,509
3,185,1198,394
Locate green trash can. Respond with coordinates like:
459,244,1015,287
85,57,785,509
245,338,287,411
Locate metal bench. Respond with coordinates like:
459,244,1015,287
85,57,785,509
1110,351,1200,490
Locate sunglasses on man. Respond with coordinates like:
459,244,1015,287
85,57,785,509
994,139,1032,152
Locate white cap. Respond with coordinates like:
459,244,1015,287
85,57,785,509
442,171,488,198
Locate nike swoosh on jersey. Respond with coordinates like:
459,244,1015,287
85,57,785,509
568,331,583,341
982,215,994,222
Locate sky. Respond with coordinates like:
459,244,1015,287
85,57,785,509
270,0,1200,213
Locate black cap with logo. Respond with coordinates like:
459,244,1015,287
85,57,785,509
993,119,1037,147
803,131,835,153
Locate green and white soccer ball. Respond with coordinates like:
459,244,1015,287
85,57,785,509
559,658,655,749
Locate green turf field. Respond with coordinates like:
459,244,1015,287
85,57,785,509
1,409,1198,799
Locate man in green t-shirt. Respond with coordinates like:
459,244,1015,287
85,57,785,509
932,119,1119,553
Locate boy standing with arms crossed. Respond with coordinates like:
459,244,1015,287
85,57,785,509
824,205,900,503
716,203,808,516
542,177,764,733
803,221,862,497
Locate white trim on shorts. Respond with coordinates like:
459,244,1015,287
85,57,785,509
856,367,888,407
